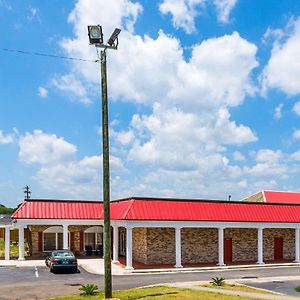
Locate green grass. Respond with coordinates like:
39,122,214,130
201,283,273,294
0,238,30,258
48,286,263,300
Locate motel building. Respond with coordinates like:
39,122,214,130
3,190,300,270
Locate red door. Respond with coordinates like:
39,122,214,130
224,238,232,264
274,237,283,260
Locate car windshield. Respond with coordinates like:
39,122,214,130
53,251,74,258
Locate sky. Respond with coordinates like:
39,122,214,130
1,0,300,207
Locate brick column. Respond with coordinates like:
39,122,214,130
63,224,69,250
217,227,225,266
295,228,300,263
175,227,183,268
125,227,133,270
257,227,264,265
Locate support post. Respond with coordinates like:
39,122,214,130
175,227,182,268
295,228,300,263
217,227,225,266
18,225,25,261
5,226,10,260
125,227,133,270
112,226,119,263
63,224,69,250
257,227,264,265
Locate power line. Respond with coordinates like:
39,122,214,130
1,48,98,63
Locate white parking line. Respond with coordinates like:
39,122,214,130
35,266,39,278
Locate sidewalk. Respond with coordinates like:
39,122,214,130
168,281,300,300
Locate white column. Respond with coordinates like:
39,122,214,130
5,226,10,260
175,227,183,268
63,224,69,250
257,227,264,265
295,228,300,263
112,226,119,263
217,227,225,266
125,227,133,270
18,225,25,260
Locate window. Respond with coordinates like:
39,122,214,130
44,233,56,252
84,226,103,251
43,226,69,252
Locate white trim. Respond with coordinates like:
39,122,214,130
16,219,103,226
217,227,225,266
112,226,119,263
257,228,264,265
15,219,300,230
295,228,300,263
44,226,63,233
18,225,25,260
174,227,182,268
125,226,133,270
119,220,300,229
84,226,103,233
262,190,266,203
4,225,10,260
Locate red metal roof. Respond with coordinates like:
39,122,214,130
264,190,300,204
12,200,103,219
11,196,300,223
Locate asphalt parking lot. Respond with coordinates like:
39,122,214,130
1,265,300,299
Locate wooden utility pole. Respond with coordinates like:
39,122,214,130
101,49,112,298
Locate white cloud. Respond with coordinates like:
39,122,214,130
51,74,92,106
233,151,245,161
213,0,237,24
159,0,204,34
19,130,77,164
291,150,300,161
262,18,300,95
293,129,300,140
54,0,261,200
126,103,256,172
0,130,14,144
244,149,288,178
27,7,41,22
34,154,125,199
293,101,300,116
274,103,283,120
159,0,237,33
38,87,48,98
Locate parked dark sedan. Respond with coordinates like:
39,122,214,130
45,250,78,273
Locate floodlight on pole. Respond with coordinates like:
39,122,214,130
88,25,103,45
88,25,121,300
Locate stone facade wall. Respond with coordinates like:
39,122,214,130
263,228,295,261
146,228,175,264
182,228,218,263
132,228,147,263
225,228,258,262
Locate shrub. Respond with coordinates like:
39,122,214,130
295,286,300,292
210,276,225,286
79,284,99,296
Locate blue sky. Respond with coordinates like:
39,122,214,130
1,0,300,207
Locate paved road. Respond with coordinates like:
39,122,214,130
1,265,300,299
